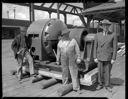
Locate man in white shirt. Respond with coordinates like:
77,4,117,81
56,29,81,92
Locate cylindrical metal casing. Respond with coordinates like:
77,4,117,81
27,19,67,61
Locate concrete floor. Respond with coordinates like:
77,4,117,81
2,39,125,98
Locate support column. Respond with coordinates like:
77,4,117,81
48,12,52,19
119,20,122,42
57,3,60,19
29,3,35,23
97,20,100,33
83,1,86,10
64,14,67,24
124,21,125,41
87,16,92,28
13,7,16,19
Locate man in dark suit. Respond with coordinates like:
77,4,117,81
93,19,117,92
11,27,35,81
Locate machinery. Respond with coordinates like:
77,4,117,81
27,18,98,87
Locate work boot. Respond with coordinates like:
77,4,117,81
105,87,112,92
73,90,82,94
16,73,23,81
96,85,103,90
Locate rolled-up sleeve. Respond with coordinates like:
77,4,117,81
74,39,81,59
56,41,61,62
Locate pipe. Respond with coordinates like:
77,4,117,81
32,75,44,83
57,83,73,96
42,78,59,89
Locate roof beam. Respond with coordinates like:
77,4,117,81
63,5,68,11
40,3,45,7
83,8,124,15
49,3,54,8
13,3,80,16
70,7,74,13
64,3,83,9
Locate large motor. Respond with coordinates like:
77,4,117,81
27,19,67,61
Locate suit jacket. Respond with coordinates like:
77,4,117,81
93,31,117,61
11,33,31,59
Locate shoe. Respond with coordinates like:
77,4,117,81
96,85,103,90
73,90,82,94
31,76,37,83
105,87,112,92
17,74,23,81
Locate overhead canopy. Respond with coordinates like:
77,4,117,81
82,1,125,22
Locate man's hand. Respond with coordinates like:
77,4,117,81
56,61,60,65
76,58,81,64
111,59,115,64
94,58,98,63
17,51,20,54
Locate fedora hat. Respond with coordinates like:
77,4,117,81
61,29,70,35
101,19,112,25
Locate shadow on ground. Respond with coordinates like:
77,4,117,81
110,77,124,86
80,77,124,91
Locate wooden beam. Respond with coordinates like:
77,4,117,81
57,3,60,19
13,3,80,16
29,3,35,23
64,3,83,9
83,8,125,15
64,14,67,24
70,7,74,13
63,5,68,11
40,3,45,7
75,8,79,14
58,3,62,9
49,3,54,8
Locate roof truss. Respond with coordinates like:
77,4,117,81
13,3,83,16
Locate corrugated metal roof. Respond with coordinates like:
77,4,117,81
82,1,125,22
82,1,125,15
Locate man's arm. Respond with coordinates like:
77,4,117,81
11,36,20,59
112,33,117,60
74,39,81,60
56,42,61,64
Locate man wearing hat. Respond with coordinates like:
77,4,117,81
93,19,117,92
56,28,81,93
11,26,35,81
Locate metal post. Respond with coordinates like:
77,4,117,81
7,10,9,19
83,1,86,10
49,12,52,19
29,3,35,23
119,20,122,42
87,16,91,28
57,3,60,19
64,14,67,24
124,21,125,41
13,7,16,19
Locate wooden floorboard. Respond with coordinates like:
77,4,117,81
2,40,125,98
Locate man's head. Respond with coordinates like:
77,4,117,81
61,28,70,39
20,27,28,36
101,19,112,32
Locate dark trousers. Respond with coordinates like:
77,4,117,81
17,51,34,78
98,60,112,87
